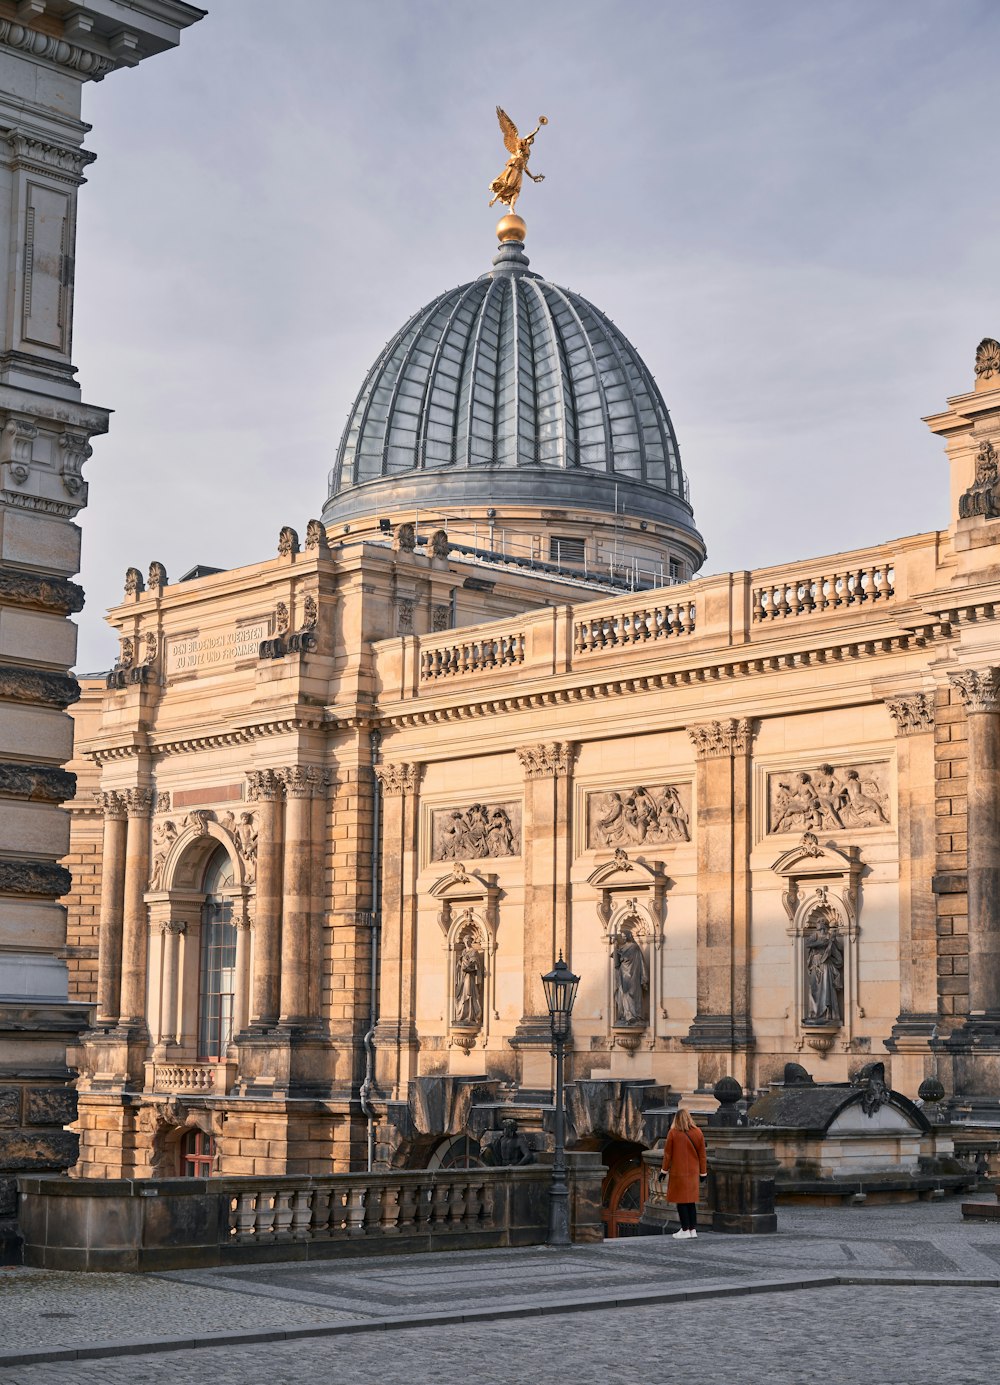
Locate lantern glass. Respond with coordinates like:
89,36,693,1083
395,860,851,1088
541,954,580,1030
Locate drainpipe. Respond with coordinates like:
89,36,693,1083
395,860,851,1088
360,726,382,1172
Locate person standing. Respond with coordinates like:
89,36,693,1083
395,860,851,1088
659,1108,707,1239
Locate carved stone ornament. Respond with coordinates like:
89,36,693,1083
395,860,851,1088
958,440,1000,519
148,561,167,589
150,819,179,888
58,431,92,498
430,528,451,558
394,522,416,554
302,594,318,630
155,791,171,814
432,604,449,633
431,802,520,861
884,693,934,736
587,783,690,849
516,742,575,779
159,918,187,936
374,761,421,796
144,632,158,666
275,601,290,634
305,518,327,550
429,864,501,1044
119,636,135,669
975,337,1000,384
125,786,155,818
183,809,212,835
948,666,1000,714
851,1060,890,1117
124,567,144,597
397,597,414,634
278,526,300,556
94,789,127,820
246,768,286,802
768,763,890,834
687,718,753,759
0,417,36,484
218,809,258,883
587,850,667,1033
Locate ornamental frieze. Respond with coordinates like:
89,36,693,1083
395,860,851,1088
431,802,520,861
768,763,890,834
587,784,690,849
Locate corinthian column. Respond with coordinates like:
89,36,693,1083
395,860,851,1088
246,769,284,1027
118,786,154,1028
683,718,755,1089
94,790,127,1026
278,765,314,1026
948,668,1000,1023
514,742,575,1045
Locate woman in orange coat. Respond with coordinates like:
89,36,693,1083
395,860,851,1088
659,1108,707,1239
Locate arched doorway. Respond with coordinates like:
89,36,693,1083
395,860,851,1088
601,1140,649,1238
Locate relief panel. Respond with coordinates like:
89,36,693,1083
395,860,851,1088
586,783,691,850
767,762,890,835
430,801,521,862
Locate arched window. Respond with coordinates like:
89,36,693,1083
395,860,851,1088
179,1128,215,1177
198,847,237,1060
426,1135,484,1170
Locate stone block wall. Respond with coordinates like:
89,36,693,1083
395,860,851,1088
934,685,969,1022
0,1067,80,1258
61,808,102,1003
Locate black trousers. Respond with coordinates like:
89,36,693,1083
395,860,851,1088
677,1202,698,1231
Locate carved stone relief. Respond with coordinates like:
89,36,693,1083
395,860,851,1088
431,802,520,861
959,439,1000,519
587,783,690,849
768,763,890,834
975,337,1000,384
149,819,178,890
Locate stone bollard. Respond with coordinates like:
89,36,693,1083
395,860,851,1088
705,1130,779,1234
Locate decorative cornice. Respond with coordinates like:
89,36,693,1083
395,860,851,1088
0,664,78,709
0,761,75,803
516,742,576,779
124,786,154,818
245,768,286,803
6,130,96,184
0,566,84,616
948,667,1000,715
884,693,935,736
94,789,127,821
0,20,115,80
687,718,754,759
374,762,421,796
0,487,79,517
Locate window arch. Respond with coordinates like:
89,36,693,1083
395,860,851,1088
426,1135,485,1170
198,847,237,1059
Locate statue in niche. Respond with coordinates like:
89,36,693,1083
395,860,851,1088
612,920,648,1027
591,784,690,848
454,925,484,1028
959,440,1000,519
481,1117,535,1166
149,819,178,889
803,905,844,1027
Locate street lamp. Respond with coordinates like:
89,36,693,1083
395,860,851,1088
542,952,580,1246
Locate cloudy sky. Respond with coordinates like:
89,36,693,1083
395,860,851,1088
71,0,1000,671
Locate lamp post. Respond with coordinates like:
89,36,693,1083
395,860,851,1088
542,952,580,1247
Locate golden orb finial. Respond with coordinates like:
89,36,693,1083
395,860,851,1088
497,212,527,243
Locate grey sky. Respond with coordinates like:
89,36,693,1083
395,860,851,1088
71,0,1000,671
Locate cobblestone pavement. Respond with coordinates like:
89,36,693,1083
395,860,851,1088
1,1200,998,1374
2,1286,1000,1385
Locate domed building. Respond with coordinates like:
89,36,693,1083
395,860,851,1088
58,194,1000,1230
325,216,705,588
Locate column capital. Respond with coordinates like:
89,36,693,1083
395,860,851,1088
375,761,422,796
159,919,187,936
948,667,1000,714
246,768,286,802
884,693,935,736
687,718,754,759
277,764,330,798
123,786,154,818
94,789,127,820
516,742,576,779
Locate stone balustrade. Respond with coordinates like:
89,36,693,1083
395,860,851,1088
420,631,526,681
148,1062,231,1095
18,1156,605,1270
753,561,895,623
574,597,696,654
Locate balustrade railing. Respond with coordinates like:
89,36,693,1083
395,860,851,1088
574,598,696,654
420,631,525,681
151,1063,222,1093
752,562,895,622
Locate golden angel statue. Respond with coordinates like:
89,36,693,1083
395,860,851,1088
489,107,548,213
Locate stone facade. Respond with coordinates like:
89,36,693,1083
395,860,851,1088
0,3,203,1250
58,337,1000,1179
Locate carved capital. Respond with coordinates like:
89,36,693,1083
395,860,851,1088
245,768,286,803
516,742,576,779
278,765,314,798
374,762,421,796
124,786,155,818
159,919,187,936
884,694,934,736
95,789,127,821
687,718,754,759
948,667,1000,714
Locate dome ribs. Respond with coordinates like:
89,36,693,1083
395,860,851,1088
418,282,486,473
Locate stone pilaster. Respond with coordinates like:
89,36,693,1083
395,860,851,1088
245,769,284,1029
513,742,575,1069
277,765,315,1027
682,718,755,1089
94,790,127,1026
884,694,939,1081
117,786,154,1030
374,761,421,1097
